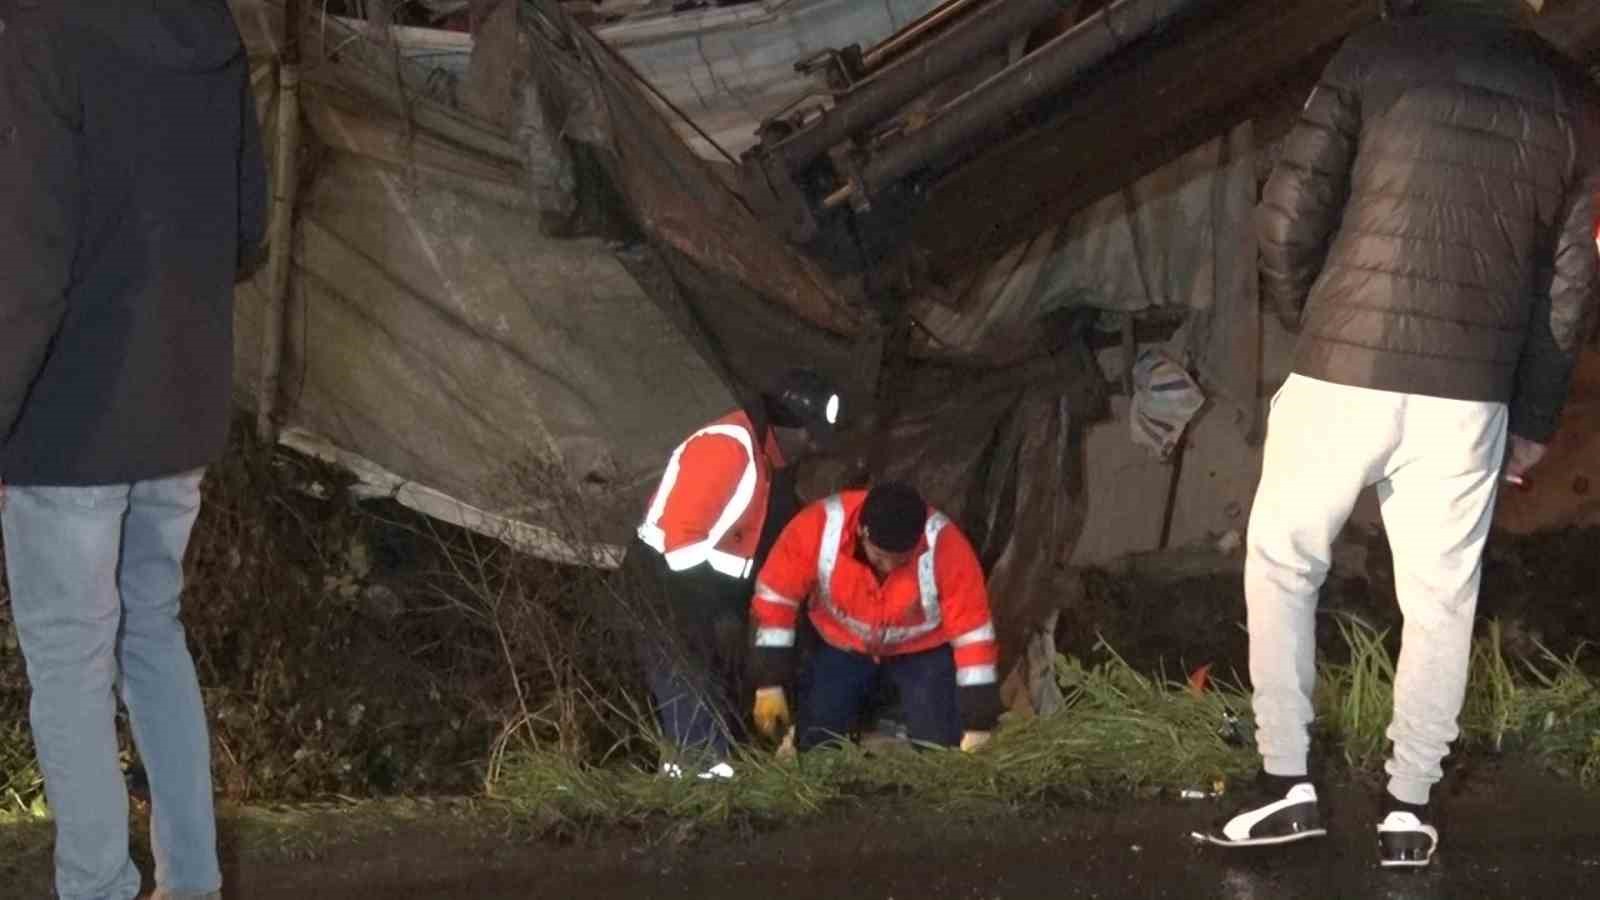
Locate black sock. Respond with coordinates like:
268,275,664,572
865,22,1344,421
1384,792,1429,818
1260,771,1313,794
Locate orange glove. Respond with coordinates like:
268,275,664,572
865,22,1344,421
753,686,791,741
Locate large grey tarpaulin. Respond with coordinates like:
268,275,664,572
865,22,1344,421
906,120,1262,422
228,1,942,562
233,0,733,560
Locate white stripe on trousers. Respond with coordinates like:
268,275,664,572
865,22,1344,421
1245,374,1506,806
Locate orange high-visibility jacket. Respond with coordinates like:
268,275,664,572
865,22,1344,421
751,490,999,695
636,410,779,579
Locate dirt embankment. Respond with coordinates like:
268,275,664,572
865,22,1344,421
1059,524,1600,687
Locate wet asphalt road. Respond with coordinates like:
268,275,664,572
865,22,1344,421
10,763,1597,898
222,763,1598,899
555,769,1600,900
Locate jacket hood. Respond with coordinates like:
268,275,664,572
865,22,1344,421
74,0,244,72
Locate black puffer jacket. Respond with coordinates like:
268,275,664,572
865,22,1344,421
0,0,266,485
1261,10,1600,442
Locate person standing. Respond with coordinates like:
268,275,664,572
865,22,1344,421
0,2,267,898
1195,0,1600,868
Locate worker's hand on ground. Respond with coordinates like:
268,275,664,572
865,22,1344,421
1503,435,1548,486
752,686,791,740
959,730,991,753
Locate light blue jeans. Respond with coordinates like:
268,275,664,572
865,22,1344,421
2,470,220,900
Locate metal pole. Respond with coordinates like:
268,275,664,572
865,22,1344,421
834,0,1204,208
859,0,993,73
770,0,1075,173
257,0,303,442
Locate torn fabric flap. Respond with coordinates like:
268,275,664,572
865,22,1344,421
1130,349,1205,460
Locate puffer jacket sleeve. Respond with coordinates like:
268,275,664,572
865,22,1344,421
1258,41,1364,331
1510,168,1600,444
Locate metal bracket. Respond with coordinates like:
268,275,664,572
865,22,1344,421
795,44,867,92
738,149,821,245
838,151,874,214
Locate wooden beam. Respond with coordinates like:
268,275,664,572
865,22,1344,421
258,0,304,442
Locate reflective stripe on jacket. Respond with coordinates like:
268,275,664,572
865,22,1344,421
637,410,773,579
752,490,998,688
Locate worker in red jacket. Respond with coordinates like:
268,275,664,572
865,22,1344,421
627,369,842,778
748,482,1001,752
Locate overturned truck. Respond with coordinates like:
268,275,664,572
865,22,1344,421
233,0,1600,712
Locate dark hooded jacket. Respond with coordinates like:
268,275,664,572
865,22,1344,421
1261,4,1600,442
0,0,267,485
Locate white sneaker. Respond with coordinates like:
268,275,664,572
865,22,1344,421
1192,776,1326,847
1377,810,1439,868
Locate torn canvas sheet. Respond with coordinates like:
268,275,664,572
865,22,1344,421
1130,349,1204,460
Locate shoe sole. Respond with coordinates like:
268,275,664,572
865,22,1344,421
1189,827,1327,848
1377,821,1438,868
1378,844,1438,869
1378,858,1434,869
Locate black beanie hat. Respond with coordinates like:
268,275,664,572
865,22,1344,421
860,482,928,554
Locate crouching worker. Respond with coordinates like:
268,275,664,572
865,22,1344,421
748,482,1001,752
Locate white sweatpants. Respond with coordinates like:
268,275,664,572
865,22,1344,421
1246,373,1506,805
